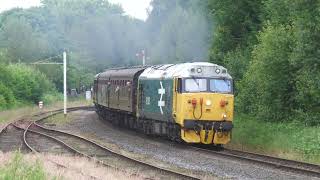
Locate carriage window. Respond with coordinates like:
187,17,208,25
209,79,232,93
185,79,207,92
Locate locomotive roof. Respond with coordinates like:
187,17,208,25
139,62,232,79
97,66,147,80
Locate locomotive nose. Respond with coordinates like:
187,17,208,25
186,95,233,121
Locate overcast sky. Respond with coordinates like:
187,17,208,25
0,0,151,20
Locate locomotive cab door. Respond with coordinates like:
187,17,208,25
173,77,182,119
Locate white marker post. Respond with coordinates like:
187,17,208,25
63,51,67,117
142,50,145,66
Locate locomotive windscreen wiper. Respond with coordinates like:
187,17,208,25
191,76,200,86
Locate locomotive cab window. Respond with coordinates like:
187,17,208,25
183,78,233,93
185,78,207,92
209,79,232,93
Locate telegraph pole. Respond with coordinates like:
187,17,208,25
30,54,66,113
63,51,67,117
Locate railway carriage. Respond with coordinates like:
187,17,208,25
94,62,234,145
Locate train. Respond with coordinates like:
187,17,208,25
93,62,234,145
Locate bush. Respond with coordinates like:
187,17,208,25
6,64,55,104
0,83,16,110
237,24,295,121
0,64,58,110
41,92,63,104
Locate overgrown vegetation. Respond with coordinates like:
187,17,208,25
0,152,47,180
208,0,320,125
0,63,58,110
229,115,320,164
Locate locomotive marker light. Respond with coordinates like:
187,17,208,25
215,68,221,74
222,113,227,119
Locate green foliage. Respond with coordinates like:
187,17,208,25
208,0,320,125
0,64,56,109
6,64,55,103
0,152,47,180
232,115,320,163
0,16,49,63
238,24,295,121
208,0,262,67
0,0,212,94
0,83,16,110
223,48,251,84
41,92,63,105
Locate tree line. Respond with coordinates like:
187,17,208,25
0,0,210,108
208,0,319,125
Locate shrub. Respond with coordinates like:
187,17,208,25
0,83,16,110
41,92,63,104
237,24,295,121
6,64,55,104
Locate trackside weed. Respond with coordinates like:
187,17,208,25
0,152,47,180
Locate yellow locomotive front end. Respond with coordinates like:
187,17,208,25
173,64,234,145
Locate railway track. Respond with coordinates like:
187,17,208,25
0,106,94,152
7,107,199,180
2,107,319,179
193,146,320,178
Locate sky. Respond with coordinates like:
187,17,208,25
0,0,151,20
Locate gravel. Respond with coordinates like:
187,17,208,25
42,110,319,180
0,125,30,153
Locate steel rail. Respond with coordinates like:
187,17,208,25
12,124,102,180
224,148,320,172
16,114,144,178
192,146,320,178
18,107,199,180
31,122,200,180
0,122,14,135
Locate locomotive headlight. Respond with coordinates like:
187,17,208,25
205,100,212,106
215,68,221,74
197,68,202,73
222,113,227,118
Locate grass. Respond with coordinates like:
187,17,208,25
45,113,75,125
0,152,48,180
0,97,92,125
227,114,320,164
0,151,142,180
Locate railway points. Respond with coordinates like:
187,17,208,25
1,107,319,179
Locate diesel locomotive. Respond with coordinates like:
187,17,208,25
93,62,234,145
